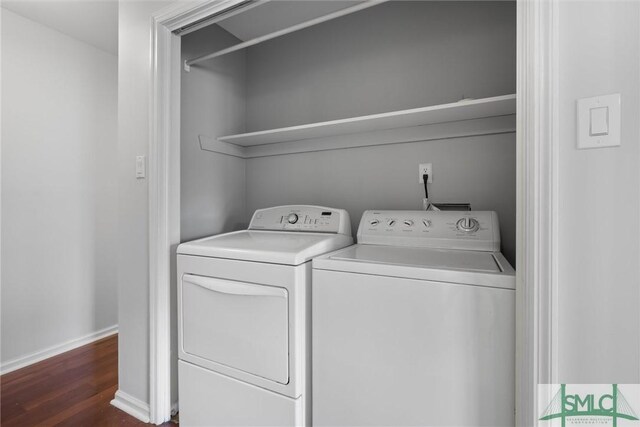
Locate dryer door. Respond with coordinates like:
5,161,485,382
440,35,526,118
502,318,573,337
180,274,289,384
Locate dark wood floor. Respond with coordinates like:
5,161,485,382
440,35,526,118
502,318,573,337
1,334,174,426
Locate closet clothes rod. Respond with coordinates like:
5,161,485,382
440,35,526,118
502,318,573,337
184,0,388,71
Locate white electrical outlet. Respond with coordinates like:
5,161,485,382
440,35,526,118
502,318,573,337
418,163,433,183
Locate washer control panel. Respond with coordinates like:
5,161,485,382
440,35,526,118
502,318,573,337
249,205,352,235
357,210,500,252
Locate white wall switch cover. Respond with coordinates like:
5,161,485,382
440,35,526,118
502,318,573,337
136,155,146,179
577,93,620,149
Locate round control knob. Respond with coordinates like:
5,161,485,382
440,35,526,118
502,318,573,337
456,217,479,233
370,219,380,226
422,219,432,228
387,219,396,227
287,213,299,224
403,220,414,227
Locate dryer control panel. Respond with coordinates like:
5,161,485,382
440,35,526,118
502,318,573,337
357,210,500,252
249,205,352,235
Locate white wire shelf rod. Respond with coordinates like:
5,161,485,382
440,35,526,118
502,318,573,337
184,0,388,71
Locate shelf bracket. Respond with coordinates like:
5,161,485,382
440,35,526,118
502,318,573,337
198,135,246,158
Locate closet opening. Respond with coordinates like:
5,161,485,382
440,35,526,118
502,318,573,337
150,0,534,424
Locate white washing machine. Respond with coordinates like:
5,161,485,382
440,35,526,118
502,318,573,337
312,210,515,427
177,205,352,427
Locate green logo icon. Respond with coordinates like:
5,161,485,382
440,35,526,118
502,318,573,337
540,384,638,426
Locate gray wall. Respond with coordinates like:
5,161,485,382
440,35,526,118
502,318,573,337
181,25,247,242
246,133,516,265
117,0,172,405
244,1,517,264
557,0,639,383
246,1,516,131
1,9,118,369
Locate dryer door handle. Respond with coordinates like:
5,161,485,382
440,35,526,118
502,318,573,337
182,274,287,299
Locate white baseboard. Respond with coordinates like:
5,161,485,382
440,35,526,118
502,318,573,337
111,389,151,423
0,325,118,375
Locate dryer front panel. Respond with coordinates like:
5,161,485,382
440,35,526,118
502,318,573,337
181,274,289,384
177,254,309,399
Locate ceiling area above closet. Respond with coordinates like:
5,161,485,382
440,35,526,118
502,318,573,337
217,0,360,42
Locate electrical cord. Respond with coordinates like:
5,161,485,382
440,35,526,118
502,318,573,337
423,174,429,199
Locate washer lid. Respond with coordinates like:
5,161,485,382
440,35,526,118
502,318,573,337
329,245,501,273
177,230,354,265
314,244,515,290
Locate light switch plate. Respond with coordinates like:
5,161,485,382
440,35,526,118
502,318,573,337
136,155,146,179
577,93,620,149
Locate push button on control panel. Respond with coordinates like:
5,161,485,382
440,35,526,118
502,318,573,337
287,213,299,224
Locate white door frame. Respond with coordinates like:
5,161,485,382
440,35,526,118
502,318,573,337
515,0,559,425
148,1,247,423
148,0,559,424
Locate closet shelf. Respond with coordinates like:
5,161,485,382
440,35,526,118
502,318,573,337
218,94,516,147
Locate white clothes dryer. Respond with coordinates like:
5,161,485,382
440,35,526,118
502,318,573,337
312,210,515,427
177,206,352,427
